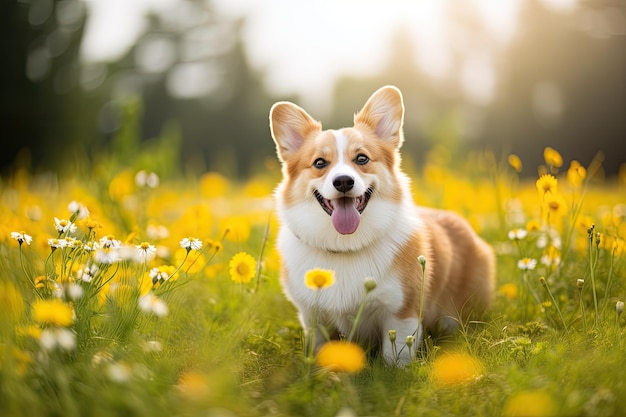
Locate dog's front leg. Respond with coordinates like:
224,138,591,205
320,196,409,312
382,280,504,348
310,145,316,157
382,316,422,366
298,309,330,356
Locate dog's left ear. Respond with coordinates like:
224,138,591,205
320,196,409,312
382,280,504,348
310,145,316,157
354,85,405,148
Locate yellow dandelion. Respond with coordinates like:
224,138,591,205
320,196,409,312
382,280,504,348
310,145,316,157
577,215,594,233
498,283,518,300
16,324,42,340
243,178,273,198
108,169,135,202
79,217,102,231
612,238,624,257
316,341,366,373
32,299,74,327
205,239,223,254
526,219,541,233
544,193,568,216
430,352,483,386
507,154,523,173
566,160,586,187
536,174,558,196
602,236,625,257
543,146,563,168
502,390,556,417
304,268,336,290
229,252,257,284
173,204,213,239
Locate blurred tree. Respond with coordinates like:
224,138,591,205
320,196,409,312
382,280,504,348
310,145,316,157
484,0,626,176
3,0,623,181
331,18,498,172
1,0,103,176
104,5,278,179
2,0,279,180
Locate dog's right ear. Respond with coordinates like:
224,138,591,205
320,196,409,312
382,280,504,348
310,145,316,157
269,102,322,162
354,85,405,148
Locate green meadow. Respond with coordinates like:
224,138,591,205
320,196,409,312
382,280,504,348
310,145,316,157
1,139,625,417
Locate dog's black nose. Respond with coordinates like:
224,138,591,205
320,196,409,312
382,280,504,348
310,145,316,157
333,175,354,193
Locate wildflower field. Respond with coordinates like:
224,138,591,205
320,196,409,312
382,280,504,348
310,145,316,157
1,144,625,417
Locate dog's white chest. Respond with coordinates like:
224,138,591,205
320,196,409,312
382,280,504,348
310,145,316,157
277,227,406,317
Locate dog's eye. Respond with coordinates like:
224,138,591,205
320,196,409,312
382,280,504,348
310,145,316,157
313,158,329,169
355,154,369,165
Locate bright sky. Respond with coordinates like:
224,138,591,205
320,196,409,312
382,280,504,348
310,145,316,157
80,0,578,113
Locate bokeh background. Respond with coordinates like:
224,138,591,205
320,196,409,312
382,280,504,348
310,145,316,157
3,0,625,179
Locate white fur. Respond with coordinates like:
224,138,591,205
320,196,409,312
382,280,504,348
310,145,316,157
322,132,367,197
275,152,423,363
277,203,422,363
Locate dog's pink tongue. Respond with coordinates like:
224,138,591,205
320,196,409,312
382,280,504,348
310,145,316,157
331,197,360,235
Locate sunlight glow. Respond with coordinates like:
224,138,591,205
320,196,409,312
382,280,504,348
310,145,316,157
81,0,532,110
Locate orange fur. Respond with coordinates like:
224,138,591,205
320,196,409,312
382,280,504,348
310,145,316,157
269,85,495,365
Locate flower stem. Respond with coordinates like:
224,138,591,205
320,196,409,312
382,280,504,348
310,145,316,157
418,256,426,325
588,226,599,327
578,287,587,332
18,246,35,290
540,277,568,332
348,293,368,342
254,213,271,293
167,251,189,281
389,330,398,363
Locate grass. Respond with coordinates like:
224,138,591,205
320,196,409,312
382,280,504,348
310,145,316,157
1,146,625,417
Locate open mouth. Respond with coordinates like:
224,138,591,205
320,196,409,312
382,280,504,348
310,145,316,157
314,187,373,235
314,188,373,215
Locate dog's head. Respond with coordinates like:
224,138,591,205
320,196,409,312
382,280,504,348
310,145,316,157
269,86,409,250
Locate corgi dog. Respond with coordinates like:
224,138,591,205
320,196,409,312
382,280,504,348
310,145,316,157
269,85,495,365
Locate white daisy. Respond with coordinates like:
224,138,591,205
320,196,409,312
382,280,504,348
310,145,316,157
68,201,90,220
517,257,537,271
11,231,32,246
508,228,528,240
99,235,122,249
138,293,168,317
77,263,99,283
48,238,67,249
40,328,76,352
135,242,157,262
180,237,203,251
95,248,121,264
135,170,160,188
54,217,77,234
83,241,100,252
62,237,82,249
